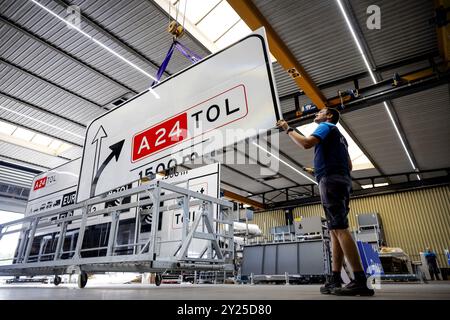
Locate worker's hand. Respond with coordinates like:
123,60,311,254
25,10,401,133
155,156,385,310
276,119,289,131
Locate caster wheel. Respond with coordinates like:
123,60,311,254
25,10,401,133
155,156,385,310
78,271,88,289
155,273,162,287
53,276,62,286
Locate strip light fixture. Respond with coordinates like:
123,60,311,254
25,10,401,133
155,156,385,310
30,0,160,99
252,141,318,185
336,0,420,180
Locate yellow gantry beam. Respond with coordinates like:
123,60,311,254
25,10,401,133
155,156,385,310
227,0,327,109
222,189,266,210
435,0,450,68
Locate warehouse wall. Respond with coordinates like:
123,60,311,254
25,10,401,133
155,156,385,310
253,186,450,266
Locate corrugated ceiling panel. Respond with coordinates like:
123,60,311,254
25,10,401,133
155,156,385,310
350,0,437,67
279,97,295,114
272,132,315,174
380,61,431,81
321,76,373,99
391,84,450,170
1,0,155,92
0,63,103,124
421,170,449,180
0,165,35,188
264,190,288,203
351,168,380,179
0,141,68,168
0,155,48,172
182,162,255,197
68,0,210,76
254,0,367,84
341,104,414,175
0,23,130,106
0,96,86,145
225,162,296,189
221,165,273,194
273,62,298,97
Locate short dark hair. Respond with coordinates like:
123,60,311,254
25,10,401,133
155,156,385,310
326,108,340,124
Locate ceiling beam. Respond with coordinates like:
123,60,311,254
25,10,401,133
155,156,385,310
0,57,109,111
0,154,51,171
0,91,86,130
279,52,438,102
434,0,450,67
222,189,266,210
0,15,138,95
227,0,327,109
266,175,450,210
231,146,302,189
54,0,171,77
343,0,421,174
0,140,72,162
260,136,317,187
0,160,42,175
285,71,449,127
221,162,277,192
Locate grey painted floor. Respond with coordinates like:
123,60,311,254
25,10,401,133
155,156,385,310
0,281,449,300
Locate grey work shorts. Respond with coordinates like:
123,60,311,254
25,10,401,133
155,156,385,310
318,174,352,230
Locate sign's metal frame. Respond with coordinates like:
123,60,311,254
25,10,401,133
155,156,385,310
0,180,234,288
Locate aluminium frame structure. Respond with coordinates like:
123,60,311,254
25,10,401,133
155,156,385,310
0,180,234,288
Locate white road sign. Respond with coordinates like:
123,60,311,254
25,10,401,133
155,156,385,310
139,163,220,258
77,28,280,201
25,158,81,230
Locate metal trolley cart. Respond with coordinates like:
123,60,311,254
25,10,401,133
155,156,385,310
0,180,234,288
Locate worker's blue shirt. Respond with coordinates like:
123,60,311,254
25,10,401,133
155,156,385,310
311,122,350,182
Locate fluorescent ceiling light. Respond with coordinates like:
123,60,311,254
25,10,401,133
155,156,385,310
361,182,389,189
297,122,375,171
252,141,318,185
336,0,419,178
0,105,84,140
382,102,417,172
30,0,160,99
0,119,74,156
335,0,376,83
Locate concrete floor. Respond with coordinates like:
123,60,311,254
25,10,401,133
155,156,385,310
0,281,449,300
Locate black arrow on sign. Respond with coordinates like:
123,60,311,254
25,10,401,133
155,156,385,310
90,140,125,198
91,125,108,184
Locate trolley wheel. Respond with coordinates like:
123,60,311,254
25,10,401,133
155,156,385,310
78,271,88,289
155,273,162,287
53,276,62,286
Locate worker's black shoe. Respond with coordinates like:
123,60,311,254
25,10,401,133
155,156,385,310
320,280,341,295
333,280,375,296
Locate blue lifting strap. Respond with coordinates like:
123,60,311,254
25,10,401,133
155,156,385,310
151,40,203,87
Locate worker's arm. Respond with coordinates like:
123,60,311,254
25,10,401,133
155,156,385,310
276,120,320,149
348,155,353,171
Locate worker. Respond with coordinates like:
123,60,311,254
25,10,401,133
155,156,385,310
276,108,374,296
424,247,441,280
